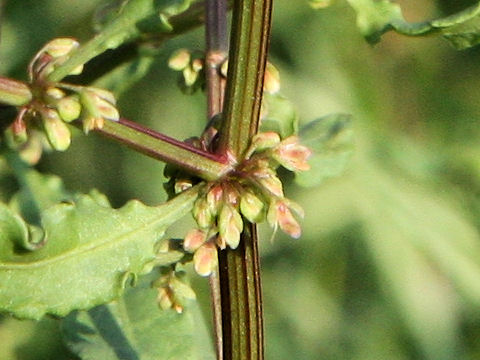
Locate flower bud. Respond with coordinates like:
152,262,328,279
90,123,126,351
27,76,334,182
192,196,214,229
57,95,81,122
44,38,80,58
86,87,117,104
183,228,207,253
273,136,312,172
191,58,203,72
45,87,66,100
206,184,223,217
183,65,199,87
168,49,191,71
11,114,28,144
254,170,284,198
157,287,174,311
174,178,193,194
216,234,227,250
218,204,243,249
240,189,264,223
19,135,43,165
264,62,280,94
193,242,218,277
95,96,120,121
41,109,71,151
268,199,302,239
220,59,228,78
82,116,104,133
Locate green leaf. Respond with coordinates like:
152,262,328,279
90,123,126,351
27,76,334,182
260,93,298,139
296,113,353,187
9,169,71,225
0,186,199,320
346,0,406,43
440,16,480,50
62,273,215,360
0,202,45,252
346,0,480,49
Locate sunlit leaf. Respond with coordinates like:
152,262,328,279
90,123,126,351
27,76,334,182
0,187,199,320
62,273,215,360
296,113,353,187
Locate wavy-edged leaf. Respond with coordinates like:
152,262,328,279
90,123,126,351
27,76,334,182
346,0,406,43
8,168,71,225
0,202,45,252
296,113,353,187
346,0,480,49
0,186,199,320
62,273,215,360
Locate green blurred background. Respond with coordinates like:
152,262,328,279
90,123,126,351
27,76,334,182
1,0,480,359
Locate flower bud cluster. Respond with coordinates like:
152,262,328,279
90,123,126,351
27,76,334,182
168,49,205,94
169,49,281,96
152,267,196,313
170,132,312,277
6,38,119,161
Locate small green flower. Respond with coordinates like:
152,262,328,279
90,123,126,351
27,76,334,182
56,95,81,122
240,189,264,223
218,204,243,249
192,196,214,229
41,108,71,151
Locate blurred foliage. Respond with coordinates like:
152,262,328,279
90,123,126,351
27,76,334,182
1,0,480,359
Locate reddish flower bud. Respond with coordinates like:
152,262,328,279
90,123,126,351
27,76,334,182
168,49,191,71
193,242,218,277
273,136,312,172
263,62,280,94
206,184,224,217
183,228,207,253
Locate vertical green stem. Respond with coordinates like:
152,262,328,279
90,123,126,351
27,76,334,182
216,0,272,359
218,0,273,159
219,223,264,359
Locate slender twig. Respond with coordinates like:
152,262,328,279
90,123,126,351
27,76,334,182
91,118,232,181
204,1,229,359
205,0,228,119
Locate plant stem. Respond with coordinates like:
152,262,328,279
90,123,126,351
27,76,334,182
218,0,273,160
219,223,264,360
216,0,272,359
93,118,232,181
205,1,229,359
47,0,224,83
205,0,228,119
